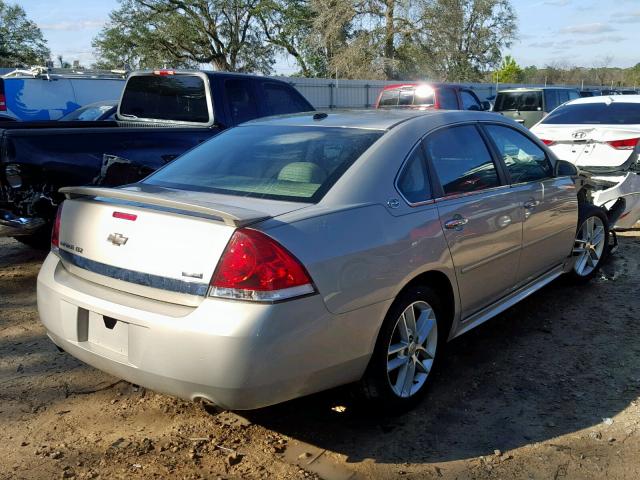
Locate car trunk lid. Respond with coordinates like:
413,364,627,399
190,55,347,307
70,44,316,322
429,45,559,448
56,185,305,306
535,125,640,170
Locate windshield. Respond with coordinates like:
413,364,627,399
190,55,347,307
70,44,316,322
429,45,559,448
494,91,542,112
119,74,209,123
144,125,384,202
542,102,640,125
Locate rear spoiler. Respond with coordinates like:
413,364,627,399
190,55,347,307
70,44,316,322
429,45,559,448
59,186,270,228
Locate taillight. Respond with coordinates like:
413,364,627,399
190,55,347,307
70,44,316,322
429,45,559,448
0,93,6,111
153,70,175,76
606,138,639,150
51,202,63,251
210,228,315,302
540,139,556,146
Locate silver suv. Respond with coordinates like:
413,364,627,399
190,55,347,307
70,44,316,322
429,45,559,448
37,110,609,411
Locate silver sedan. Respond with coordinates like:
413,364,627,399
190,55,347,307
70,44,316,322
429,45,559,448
37,110,608,410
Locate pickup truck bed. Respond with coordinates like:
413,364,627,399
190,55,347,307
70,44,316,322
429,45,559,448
0,70,314,244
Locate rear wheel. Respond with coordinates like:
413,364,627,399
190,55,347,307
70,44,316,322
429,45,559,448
569,204,609,282
360,285,446,411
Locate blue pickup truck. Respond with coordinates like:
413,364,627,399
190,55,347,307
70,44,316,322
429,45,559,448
0,70,314,246
0,69,125,121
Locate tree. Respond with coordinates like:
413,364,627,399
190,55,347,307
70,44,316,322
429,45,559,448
495,55,522,83
93,0,275,73
0,0,50,67
413,0,517,82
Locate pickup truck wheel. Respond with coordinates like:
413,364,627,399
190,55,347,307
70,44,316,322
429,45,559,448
569,204,609,283
359,285,445,411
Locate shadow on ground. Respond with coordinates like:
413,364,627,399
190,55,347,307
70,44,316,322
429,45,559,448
242,238,640,464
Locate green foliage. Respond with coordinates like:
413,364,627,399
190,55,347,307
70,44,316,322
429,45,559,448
0,0,50,67
495,55,523,83
93,0,274,73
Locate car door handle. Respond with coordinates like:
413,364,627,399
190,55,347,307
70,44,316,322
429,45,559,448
524,200,540,209
444,216,469,230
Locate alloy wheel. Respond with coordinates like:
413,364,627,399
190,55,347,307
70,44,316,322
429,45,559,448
573,215,606,277
386,300,438,398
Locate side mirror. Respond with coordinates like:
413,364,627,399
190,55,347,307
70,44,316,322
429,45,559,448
480,101,492,111
554,159,578,177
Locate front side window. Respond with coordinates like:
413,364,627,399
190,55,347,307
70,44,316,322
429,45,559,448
460,90,481,110
397,146,431,203
145,125,383,202
544,90,559,112
485,125,553,183
425,125,500,196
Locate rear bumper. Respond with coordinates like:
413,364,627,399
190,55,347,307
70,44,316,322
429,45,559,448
0,209,45,237
37,253,381,410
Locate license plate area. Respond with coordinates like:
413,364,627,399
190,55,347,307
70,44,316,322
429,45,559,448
87,311,129,356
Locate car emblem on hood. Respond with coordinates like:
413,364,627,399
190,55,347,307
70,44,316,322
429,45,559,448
107,233,129,246
572,131,587,139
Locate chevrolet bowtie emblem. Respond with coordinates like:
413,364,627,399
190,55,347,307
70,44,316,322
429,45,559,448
107,233,129,246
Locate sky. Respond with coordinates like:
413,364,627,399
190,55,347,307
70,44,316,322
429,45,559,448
15,0,640,74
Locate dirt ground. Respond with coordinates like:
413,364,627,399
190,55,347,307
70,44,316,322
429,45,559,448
1,233,640,480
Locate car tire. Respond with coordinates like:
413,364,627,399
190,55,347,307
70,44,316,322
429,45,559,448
359,284,446,411
568,204,609,283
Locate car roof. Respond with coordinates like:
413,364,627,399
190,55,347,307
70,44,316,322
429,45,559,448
380,82,467,90
564,95,640,106
498,87,577,93
243,109,499,131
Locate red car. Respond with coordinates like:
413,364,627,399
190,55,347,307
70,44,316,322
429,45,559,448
375,83,490,111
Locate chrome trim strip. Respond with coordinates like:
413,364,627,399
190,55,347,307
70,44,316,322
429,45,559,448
58,249,209,296
452,264,563,339
433,184,512,203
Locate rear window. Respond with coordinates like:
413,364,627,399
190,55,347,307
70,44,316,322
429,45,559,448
494,91,542,112
378,86,436,107
144,125,383,202
542,102,640,125
119,74,209,123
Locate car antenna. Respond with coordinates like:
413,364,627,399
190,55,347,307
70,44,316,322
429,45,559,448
313,112,328,120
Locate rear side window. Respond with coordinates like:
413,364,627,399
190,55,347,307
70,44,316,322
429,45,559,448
262,82,311,115
437,88,458,109
542,102,640,125
494,91,542,112
225,78,258,125
119,74,209,123
397,146,431,203
425,125,499,196
485,125,553,183
145,125,383,203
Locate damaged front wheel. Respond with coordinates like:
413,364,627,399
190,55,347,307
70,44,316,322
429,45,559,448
569,204,609,282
